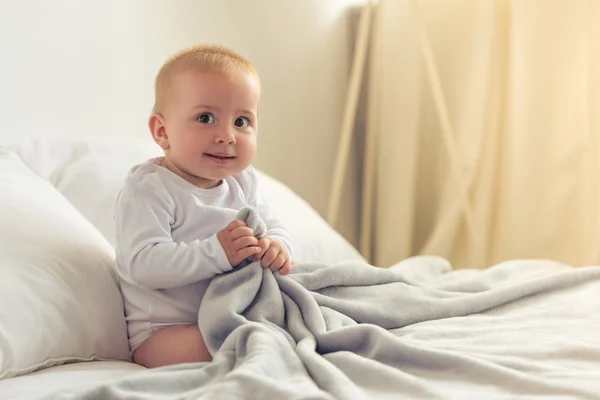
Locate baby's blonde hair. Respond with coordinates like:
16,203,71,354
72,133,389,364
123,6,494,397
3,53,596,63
152,44,259,114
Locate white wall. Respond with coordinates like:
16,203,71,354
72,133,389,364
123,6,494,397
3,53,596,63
0,0,365,244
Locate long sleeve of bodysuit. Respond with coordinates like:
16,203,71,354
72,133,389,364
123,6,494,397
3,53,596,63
114,178,232,290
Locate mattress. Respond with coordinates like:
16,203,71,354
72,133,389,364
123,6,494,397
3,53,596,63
0,361,145,400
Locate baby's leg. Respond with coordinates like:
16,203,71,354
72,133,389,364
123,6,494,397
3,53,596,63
132,324,212,368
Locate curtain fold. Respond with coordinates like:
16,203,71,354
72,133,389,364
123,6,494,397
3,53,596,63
362,0,600,269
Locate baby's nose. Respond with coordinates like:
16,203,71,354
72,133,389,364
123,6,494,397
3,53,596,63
215,128,236,144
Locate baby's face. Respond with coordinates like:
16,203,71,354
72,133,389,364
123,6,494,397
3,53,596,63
159,68,259,188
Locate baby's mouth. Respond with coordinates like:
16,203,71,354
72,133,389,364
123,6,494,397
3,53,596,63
205,153,235,159
205,153,236,164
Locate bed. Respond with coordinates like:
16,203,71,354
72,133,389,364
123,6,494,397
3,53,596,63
0,137,366,399
1,138,600,400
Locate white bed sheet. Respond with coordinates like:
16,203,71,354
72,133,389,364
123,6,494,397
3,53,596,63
0,361,145,400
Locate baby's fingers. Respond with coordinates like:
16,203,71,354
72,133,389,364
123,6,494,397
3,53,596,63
230,226,255,240
260,247,279,269
279,260,292,275
269,253,286,272
253,246,267,261
237,246,262,263
253,239,270,261
226,220,247,232
233,236,258,250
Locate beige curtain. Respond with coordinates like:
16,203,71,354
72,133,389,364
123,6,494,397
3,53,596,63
361,0,600,269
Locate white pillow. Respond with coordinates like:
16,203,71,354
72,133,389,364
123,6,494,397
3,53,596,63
3,137,365,264
257,173,365,263
0,150,130,379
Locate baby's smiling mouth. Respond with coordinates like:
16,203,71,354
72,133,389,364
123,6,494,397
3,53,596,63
205,152,236,163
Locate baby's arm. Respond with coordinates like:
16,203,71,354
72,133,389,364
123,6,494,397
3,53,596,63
253,194,294,273
258,202,293,259
115,179,250,290
243,168,294,257
242,167,294,272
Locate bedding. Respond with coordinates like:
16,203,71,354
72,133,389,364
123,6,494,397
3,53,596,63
0,139,365,385
0,151,130,379
38,209,600,399
0,362,144,400
2,140,600,399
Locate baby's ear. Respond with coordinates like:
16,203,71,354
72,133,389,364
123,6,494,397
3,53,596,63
148,113,170,150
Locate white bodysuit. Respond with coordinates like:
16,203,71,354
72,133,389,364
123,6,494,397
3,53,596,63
114,158,293,352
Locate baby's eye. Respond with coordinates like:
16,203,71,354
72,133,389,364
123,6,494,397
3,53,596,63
234,116,250,128
197,113,215,124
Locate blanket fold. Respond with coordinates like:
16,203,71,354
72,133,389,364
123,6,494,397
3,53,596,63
45,207,600,399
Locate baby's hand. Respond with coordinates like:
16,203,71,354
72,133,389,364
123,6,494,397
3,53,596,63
217,220,262,267
253,237,292,275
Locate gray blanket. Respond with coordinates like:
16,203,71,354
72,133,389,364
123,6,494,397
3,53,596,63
46,210,600,399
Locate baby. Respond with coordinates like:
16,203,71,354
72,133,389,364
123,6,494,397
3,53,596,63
114,45,294,368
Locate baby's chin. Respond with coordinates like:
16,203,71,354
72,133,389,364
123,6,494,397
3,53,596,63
192,166,247,181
